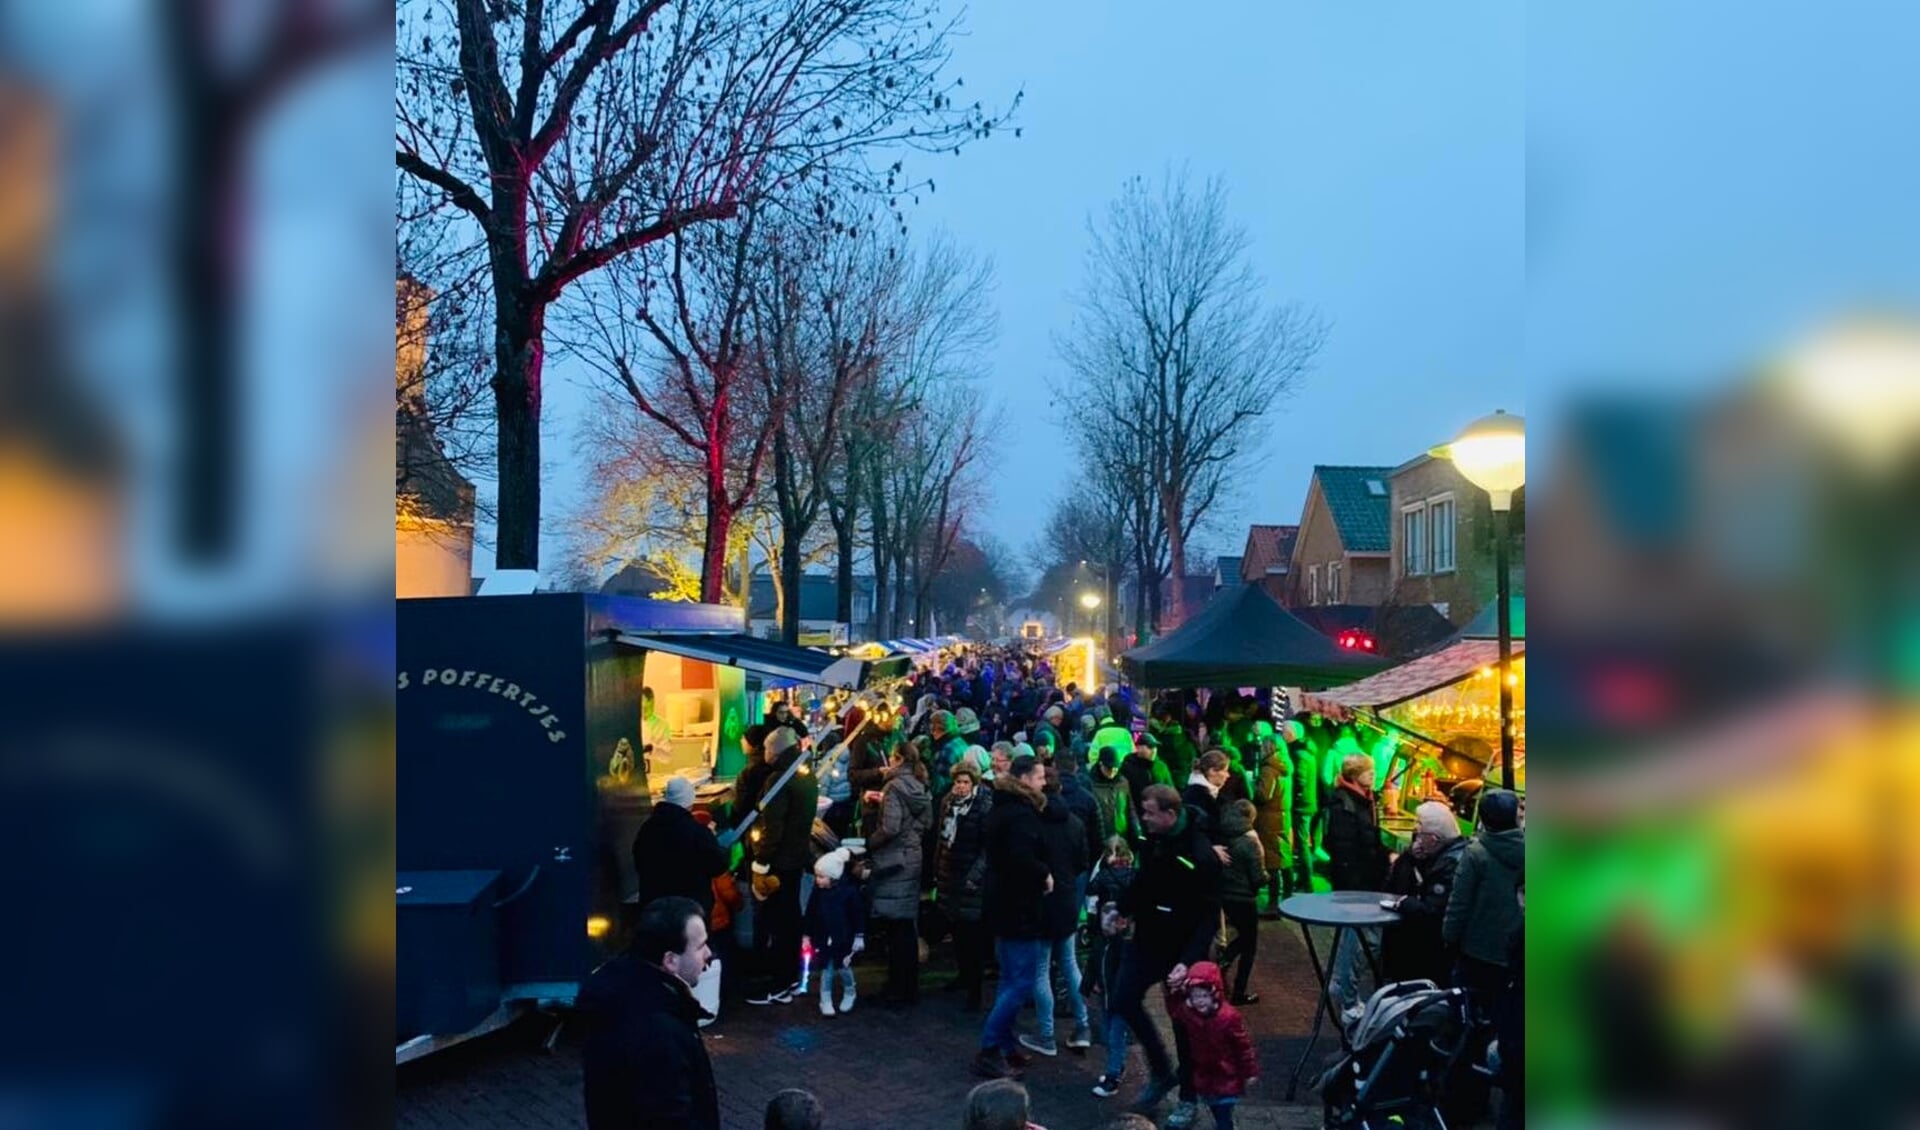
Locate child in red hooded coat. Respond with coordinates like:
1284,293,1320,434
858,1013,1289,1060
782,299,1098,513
1165,961,1260,1129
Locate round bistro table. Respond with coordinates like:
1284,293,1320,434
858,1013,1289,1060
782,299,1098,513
1277,891,1401,1099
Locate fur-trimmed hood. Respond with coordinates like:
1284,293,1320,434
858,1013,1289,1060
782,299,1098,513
992,773,1047,812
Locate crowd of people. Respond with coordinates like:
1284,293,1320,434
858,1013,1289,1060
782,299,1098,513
580,645,1525,1130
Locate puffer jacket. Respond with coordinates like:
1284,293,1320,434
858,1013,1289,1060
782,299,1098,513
1383,836,1467,984
1165,962,1259,1100
981,775,1051,940
1443,828,1524,965
1037,792,1090,940
866,765,934,920
935,786,994,922
1216,802,1267,906
1253,752,1293,872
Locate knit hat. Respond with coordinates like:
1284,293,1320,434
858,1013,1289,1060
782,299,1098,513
931,709,956,735
814,847,852,882
954,707,981,735
765,726,801,761
1045,705,1065,723
662,777,696,809
962,745,991,777
1415,800,1460,842
1013,742,1036,763
1480,788,1521,832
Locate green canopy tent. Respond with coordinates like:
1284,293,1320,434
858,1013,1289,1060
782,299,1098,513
1119,582,1388,689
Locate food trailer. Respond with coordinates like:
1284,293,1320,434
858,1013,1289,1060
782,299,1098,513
397,592,885,1062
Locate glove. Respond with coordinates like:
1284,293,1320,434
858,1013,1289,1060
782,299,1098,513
850,934,866,956
751,870,782,901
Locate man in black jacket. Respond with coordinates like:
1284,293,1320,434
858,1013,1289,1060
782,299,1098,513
972,755,1054,1080
1324,753,1391,1013
1111,785,1222,1120
580,896,718,1130
632,777,729,921
1019,764,1093,1057
747,726,817,1005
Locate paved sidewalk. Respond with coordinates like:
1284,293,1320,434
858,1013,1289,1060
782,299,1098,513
398,918,1373,1130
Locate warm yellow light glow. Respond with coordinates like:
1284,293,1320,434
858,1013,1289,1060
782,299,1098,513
586,915,612,939
1432,410,1526,509
1775,317,1920,470
1079,591,1102,610
1479,666,1494,678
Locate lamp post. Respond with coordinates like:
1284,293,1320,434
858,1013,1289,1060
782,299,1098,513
1432,409,1525,790
1079,590,1102,638
1079,559,1115,654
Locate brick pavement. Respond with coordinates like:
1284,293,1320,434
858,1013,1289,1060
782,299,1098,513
399,918,1366,1130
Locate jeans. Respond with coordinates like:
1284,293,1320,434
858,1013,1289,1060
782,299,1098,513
1203,1096,1238,1129
1034,934,1088,1040
1103,1010,1132,1076
1219,901,1260,999
981,938,1046,1054
1329,925,1380,1014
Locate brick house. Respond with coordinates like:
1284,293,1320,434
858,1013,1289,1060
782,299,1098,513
1239,524,1299,606
1387,453,1526,628
1288,466,1395,608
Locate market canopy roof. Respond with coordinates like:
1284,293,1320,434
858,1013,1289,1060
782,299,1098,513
612,632,870,690
1118,583,1387,689
1312,638,1526,709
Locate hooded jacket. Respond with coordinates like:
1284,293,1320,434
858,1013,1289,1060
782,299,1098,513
803,877,867,964
1253,751,1293,872
1118,807,1223,964
866,764,934,920
1165,962,1259,1100
1384,836,1468,984
1443,828,1524,965
1152,720,1201,786
981,775,1051,940
1216,802,1267,905
579,955,718,1130
631,801,729,919
1088,765,1139,844
935,783,994,922
1037,790,1091,940
1120,750,1174,813
1323,782,1390,892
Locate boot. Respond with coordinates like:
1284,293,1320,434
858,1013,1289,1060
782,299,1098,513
838,969,857,1014
819,975,836,1017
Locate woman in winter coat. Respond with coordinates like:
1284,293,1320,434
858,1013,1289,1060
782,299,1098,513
1182,750,1233,839
935,760,995,1009
1215,799,1269,1004
1383,800,1468,986
1253,736,1294,914
865,741,935,1006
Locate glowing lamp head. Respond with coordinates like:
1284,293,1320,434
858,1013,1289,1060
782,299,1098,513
1432,410,1526,510
1079,592,1102,610
586,915,612,940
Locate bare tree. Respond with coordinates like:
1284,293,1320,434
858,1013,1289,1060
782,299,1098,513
1033,479,1128,645
396,0,1017,570
1056,170,1326,630
397,208,495,535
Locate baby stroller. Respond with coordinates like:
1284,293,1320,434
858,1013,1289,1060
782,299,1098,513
1314,980,1475,1129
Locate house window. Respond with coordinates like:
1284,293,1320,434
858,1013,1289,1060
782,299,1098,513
1327,562,1342,603
1428,495,1456,573
1308,564,1321,605
1402,504,1428,576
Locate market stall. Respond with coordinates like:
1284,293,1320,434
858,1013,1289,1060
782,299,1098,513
1118,582,1386,689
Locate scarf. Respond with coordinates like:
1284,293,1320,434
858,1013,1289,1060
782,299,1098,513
941,790,977,847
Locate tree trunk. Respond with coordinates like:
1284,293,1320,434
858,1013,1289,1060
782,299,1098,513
779,524,803,645
700,462,732,605
1162,488,1187,630
833,497,858,633
174,81,240,563
491,285,545,571
892,551,910,636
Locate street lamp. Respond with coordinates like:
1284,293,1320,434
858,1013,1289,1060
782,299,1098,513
1432,409,1525,791
1078,559,1116,653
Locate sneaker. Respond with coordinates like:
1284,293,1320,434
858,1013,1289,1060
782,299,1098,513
1067,1023,1092,1049
1166,1100,1199,1128
970,1049,1019,1080
1018,1034,1058,1058
1130,1073,1177,1113
838,984,857,1013
818,993,836,1017
1231,991,1260,1006
1092,1073,1125,1098
746,987,793,1006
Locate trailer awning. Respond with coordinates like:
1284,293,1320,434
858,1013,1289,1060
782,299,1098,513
613,632,870,690
1311,639,1525,710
